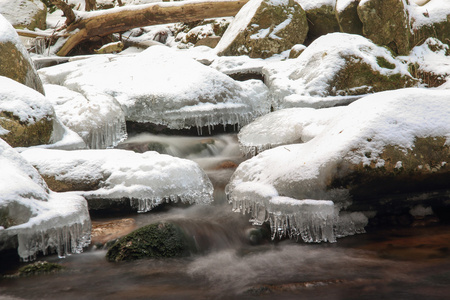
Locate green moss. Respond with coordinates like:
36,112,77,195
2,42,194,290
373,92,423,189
18,261,64,276
376,56,396,69
106,222,195,262
333,58,416,96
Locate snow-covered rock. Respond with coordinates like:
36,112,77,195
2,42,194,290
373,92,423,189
0,13,44,94
335,0,363,35
215,0,308,58
399,37,450,87
43,83,127,149
38,46,270,136
21,148,214,213
0,139,91,261
0,0,47,30
227,88,450,241
296,0,340,42
0,76,78,148
264,32,416,110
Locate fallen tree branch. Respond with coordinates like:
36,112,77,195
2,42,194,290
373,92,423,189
51,0,76,27
55,0,249,56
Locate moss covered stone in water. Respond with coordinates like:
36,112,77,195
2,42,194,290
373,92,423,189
106,222,194,262
18,261,64,276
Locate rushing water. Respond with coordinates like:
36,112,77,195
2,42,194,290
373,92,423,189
1,133,450,299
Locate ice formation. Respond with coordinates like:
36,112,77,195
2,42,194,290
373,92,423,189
21,148,214,212
238,106,344,156
227,88,450,241
0,139,91,261
43,83,127,149
38,46,270,135
263,32,412,110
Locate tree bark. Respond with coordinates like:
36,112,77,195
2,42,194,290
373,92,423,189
51,0,76,26
55,0,249,56
85,0,97,11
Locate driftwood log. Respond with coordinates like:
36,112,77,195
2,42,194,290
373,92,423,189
50,0,249,56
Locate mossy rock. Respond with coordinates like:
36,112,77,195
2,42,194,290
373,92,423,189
332,137,450,211
411,20,450,50
333,57,416,96
0,41,45,95
304,4,341,43
217,0,308,58
18,261,64,276
358,0,411,55
106,222,195,262
336,0,363,35
0,112,53,147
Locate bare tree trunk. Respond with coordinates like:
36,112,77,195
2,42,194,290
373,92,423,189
55,0,249,56
85,0,96,11
51,0,76,26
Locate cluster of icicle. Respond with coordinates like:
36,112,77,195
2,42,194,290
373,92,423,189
231,197,368,243
87,117,127,149
129,192,212,213
16,220,91,262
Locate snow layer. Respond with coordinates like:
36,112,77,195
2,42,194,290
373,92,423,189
264,33,412,110
21,148,214,212
295,0,336,10
43,83,127,149
0,139,91,261
238,106,344,156
227,88,450,240
407,0,450,29
39,46,270,133
0,0,45,28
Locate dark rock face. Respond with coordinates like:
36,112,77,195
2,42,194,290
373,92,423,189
106,222,195,262
358,0,411,55
217,0,309,58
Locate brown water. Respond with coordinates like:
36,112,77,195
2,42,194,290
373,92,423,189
1,134,450,299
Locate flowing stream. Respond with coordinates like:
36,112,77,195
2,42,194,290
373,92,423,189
1,133,450,299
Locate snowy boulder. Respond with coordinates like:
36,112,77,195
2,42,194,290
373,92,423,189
43,83,127,149
0,139,91,261
408,0,450,54
238,106,344,156
21,148,214,213
358,0,411,55
296,0,340,42
38,46,270,134
227,88,450,240
0,0,47,30
0,76,64,148
264,33,416,110
215,0,308,59
336,0,363,35
0,14,45,94
399,37,450,88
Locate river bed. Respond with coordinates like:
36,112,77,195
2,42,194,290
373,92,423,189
1,133,450,299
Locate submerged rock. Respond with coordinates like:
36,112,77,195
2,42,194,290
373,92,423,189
106,222,194,262
215,0,308,58
0,14,44,94
17,261,64,276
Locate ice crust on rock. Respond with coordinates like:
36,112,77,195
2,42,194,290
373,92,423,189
0,139,91,261
238,106,344,156
38,46,270,135
21,148,214,212
43,83,127,149
227,88,450,241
